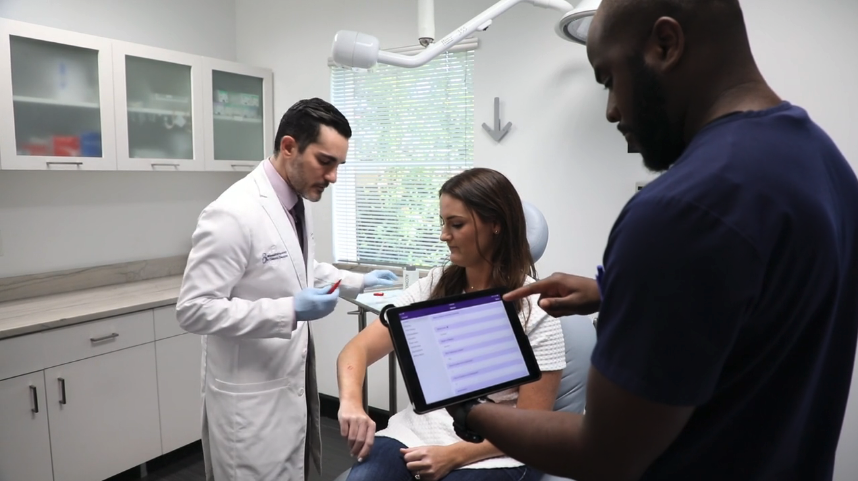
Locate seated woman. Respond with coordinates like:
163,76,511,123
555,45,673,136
337,167,565,481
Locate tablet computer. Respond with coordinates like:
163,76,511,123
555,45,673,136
384,287,541,414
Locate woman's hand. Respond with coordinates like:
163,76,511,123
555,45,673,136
338,401,376,461
401,445,461,481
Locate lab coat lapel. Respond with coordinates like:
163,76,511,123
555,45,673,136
251,164,308,288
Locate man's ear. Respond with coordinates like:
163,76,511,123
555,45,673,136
279,136,298,158
646,16,685,74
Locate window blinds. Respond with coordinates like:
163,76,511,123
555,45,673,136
330,49,475,268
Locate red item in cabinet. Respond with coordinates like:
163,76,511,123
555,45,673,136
53,136,80,157
22,143,51,156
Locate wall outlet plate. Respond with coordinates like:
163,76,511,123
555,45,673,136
635,181,649,193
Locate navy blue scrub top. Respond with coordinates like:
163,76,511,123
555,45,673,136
593,102,858,480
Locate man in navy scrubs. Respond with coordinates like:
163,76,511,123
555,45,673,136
445,0,858,479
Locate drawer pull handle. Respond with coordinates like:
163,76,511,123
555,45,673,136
30,385,39,414
58,378,67,405
90,332,119,343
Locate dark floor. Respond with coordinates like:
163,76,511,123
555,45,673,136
108,417,354,481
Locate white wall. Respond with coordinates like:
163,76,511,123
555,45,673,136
236,0,858,478
0,0,241,277
0,171,238,276
0,0,237,61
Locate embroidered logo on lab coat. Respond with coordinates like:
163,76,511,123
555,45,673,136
262,250,289,264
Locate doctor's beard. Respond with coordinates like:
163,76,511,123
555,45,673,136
286,153,328,202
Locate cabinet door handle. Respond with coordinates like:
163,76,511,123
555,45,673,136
231,164,253,171
58,378,67,405
90,332,119,343
46,161,83,168
30,385,39,414
151,163,180,170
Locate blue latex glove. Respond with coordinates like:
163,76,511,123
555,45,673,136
294,286,340,321
364,270,399,288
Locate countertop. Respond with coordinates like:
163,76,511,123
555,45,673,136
0,275,182,341
343,288,405,314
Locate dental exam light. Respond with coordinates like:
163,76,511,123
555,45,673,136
330,0,600,69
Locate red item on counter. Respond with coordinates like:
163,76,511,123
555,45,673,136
53,136,80,157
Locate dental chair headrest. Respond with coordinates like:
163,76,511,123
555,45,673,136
522,201,549,263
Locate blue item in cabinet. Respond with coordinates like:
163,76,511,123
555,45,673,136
79,131,102,157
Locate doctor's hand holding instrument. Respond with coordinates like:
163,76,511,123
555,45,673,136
504,272,601,317
327,279,343,294
363,269,399,288
294,286,341,321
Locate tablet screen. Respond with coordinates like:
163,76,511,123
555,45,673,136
398,292,530,404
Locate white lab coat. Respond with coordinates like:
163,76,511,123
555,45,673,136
176,162,363,481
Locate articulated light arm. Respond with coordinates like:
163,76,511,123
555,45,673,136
331,0,597,70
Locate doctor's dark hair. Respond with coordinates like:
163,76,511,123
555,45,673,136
430,168,536,321
274,98,352,154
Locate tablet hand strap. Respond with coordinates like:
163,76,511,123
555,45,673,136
451,397,494,443
379,304,395,328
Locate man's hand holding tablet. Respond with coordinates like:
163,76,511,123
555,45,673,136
383,287,541,443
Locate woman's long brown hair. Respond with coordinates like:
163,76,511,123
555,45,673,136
429,168,537,321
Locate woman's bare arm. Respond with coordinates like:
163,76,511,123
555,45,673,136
337,318,396,459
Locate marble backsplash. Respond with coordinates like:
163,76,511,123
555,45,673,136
0,255,188,304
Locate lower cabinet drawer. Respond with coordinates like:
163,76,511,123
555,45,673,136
41,310,155,367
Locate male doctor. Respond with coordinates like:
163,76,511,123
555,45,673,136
177,98,398,481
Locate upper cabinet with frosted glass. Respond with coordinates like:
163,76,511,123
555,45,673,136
113,41,205,171
202,58,273,172
0,19,273,172
0,20,117,170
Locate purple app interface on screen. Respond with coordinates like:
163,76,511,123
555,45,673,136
399,294,528,404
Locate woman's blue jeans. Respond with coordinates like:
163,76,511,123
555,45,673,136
345,436,543,481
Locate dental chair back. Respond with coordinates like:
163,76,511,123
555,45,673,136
538,314,596,481
523,201,549,263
